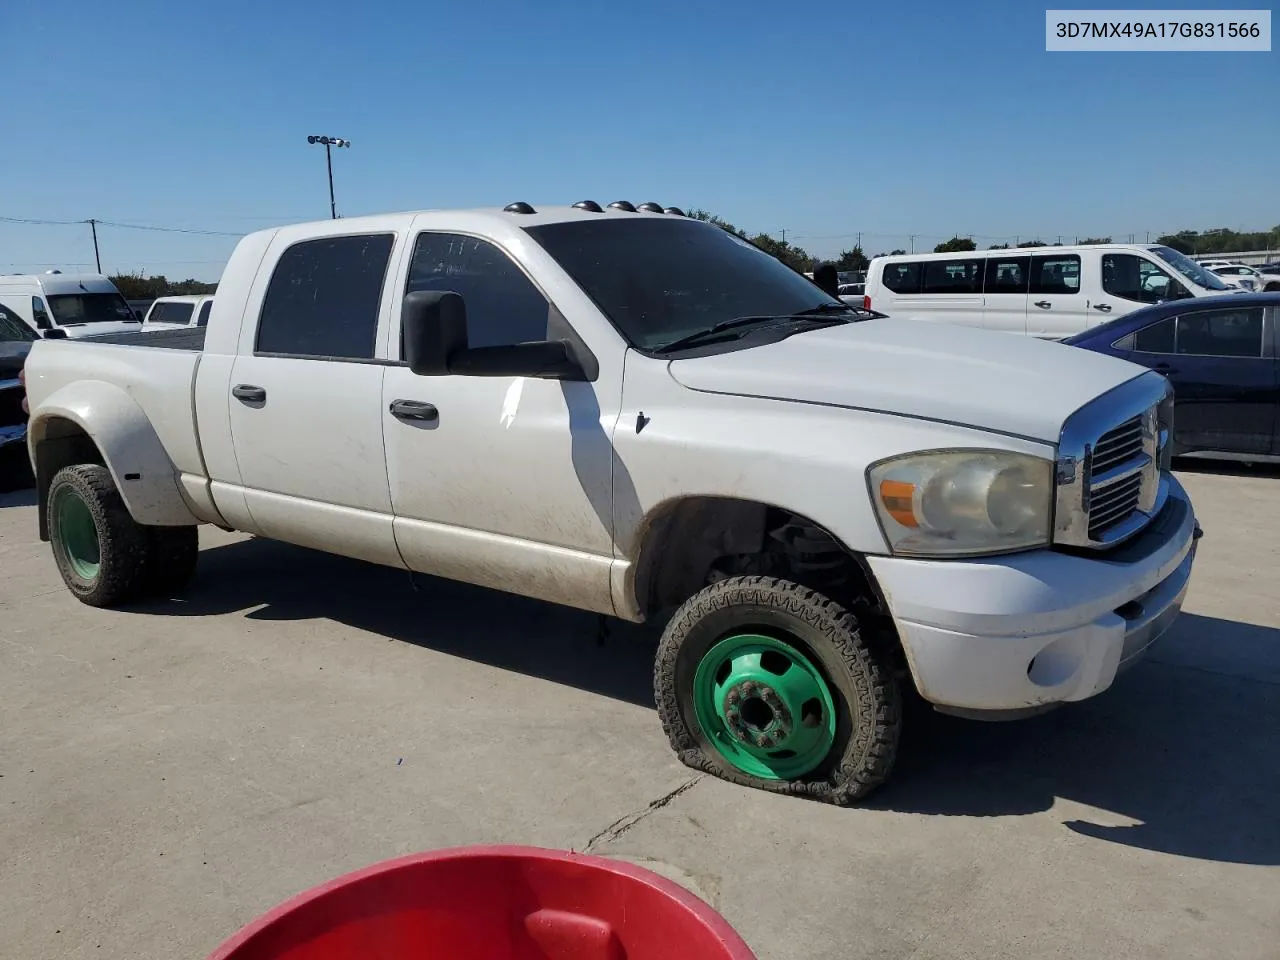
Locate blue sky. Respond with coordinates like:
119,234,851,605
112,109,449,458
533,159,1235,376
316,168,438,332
2,0,1276,280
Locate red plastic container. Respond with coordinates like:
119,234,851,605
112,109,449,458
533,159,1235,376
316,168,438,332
207,845,757,960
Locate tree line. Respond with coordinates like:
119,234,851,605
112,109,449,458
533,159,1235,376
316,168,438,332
108,273,216,299
688,209,1279,270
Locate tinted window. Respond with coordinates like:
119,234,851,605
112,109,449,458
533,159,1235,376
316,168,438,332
881,262,922,294
525,218,848,350
152,302,194,325
0,306,36,342
405,233,549,349
1103,254,1174,304
1133,316,1176,353
1175,307,1264,358
921,259,982,294
1029,255,1080,295
47,292,135,324
984,255,1030,294
196,300,213,327
257,233,394,359
31,297,52,329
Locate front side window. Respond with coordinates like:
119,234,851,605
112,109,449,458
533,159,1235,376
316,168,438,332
1029,255,1080,295
524,218,850,350
1103,253,1175,304
46,292,135,324
921,259,982,294
405,233,549,349
257,233,394,359
31,297,52,329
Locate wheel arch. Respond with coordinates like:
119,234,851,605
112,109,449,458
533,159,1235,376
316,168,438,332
30,381,199,540
622,495,889,622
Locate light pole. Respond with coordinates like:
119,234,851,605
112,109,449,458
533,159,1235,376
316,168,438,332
306,135,351,219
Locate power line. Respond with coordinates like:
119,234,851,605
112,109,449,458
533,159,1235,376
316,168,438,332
0,215,245,237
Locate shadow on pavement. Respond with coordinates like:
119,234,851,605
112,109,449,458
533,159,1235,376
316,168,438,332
1174,457,1280,479
874,611,1280,866
131,534,660,709
135,537,1278,866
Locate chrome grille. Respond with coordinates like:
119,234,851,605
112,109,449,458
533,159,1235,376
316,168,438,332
1054,374,1172,550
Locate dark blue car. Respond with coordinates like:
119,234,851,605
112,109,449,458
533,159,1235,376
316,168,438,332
1063,292,1280,460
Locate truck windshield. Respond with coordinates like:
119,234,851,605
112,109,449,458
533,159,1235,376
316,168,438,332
525,218,844,351
1149,246,1232,291
46,292,137,324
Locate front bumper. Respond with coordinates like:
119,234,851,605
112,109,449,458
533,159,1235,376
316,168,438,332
867,474,1198,714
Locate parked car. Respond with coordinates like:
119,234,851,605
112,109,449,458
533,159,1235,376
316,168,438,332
0,304,35,491
837,282,864,305
864,244,1241,338
0,272,141,338
1207,263,1264,291
141,294,215,330
22,202,1199,804
1063,292,1280,460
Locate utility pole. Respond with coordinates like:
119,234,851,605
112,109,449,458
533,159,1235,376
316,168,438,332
307,135,351,219
87,219,101,273
910,235,915,253
780,228,787,244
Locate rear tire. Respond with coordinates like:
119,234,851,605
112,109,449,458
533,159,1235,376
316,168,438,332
47,464,151,607
144,525,199,597
654,575,902,805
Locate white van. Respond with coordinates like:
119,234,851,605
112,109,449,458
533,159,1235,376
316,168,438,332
0,272,140,339
864,244,1242,339
141,294,214,330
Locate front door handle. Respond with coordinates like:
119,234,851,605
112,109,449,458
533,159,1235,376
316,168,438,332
1093,303,1112,312
389,399,439,423
1151,362,1175,373
232,384,266,404
1033,300,1052,309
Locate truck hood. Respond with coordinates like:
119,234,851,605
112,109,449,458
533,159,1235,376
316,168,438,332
55,321,142,339
666,318,1144,443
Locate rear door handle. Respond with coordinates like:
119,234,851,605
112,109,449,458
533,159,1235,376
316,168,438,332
389,399,439,423
232,384,266,404
1093,303,1112,312
1033,300,1052,309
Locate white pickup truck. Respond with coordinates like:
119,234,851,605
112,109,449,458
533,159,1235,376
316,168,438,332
21,202,1201,804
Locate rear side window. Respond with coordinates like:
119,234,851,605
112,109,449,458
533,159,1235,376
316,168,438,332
1029,255,1080,295
921,259,982,294
257,234,395,359
1176,307,1264,357
1133,317,1176,353
881,262,922,294
152,302,194,326
984,255,1030,294
196,300,213,327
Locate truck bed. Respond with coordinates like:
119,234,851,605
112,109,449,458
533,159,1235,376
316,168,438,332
79,327,206,351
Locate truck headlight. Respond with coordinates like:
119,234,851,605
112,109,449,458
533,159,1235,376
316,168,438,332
868,450,1053,557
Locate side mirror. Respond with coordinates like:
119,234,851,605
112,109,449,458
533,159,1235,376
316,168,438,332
42,328,68,340
401,291,468,376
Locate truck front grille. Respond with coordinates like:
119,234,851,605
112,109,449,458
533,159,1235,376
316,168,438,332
1054,375,1171,551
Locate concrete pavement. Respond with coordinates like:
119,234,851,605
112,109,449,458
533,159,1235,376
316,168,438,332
1,466,1277,959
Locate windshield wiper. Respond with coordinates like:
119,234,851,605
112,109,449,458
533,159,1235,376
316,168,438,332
789,303,855,316
653,307,859,354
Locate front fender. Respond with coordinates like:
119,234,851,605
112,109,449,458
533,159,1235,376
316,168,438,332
29,380,199,531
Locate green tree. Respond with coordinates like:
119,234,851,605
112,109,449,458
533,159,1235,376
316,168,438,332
888,248,906,256
835,247,869,272
933,236,976,253
988,243,1010,250
110,273,216,298
1016,240,1049,248
1079,237,1112,245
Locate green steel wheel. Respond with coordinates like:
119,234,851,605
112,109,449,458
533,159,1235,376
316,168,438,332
691,633,837,780
655,575,902,805
47,464,151,608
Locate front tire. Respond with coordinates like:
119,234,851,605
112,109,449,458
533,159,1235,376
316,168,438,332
655,576,902,805
48,464,151,607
